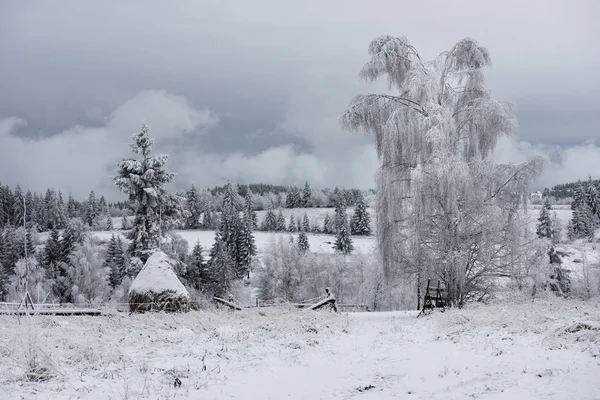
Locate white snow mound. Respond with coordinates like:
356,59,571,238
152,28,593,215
129,251,189,297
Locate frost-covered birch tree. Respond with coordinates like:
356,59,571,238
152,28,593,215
341,35,543,306
114,123,175,265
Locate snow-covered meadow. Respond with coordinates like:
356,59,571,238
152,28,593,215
1,297,599,399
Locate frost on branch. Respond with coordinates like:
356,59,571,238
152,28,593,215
342,34,543,306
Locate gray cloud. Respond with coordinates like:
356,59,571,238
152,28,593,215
1,0,598,198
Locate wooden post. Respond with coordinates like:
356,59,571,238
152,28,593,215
417,273,421,311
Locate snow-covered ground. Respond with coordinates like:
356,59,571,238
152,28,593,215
87,229,377,257
1,297,599,399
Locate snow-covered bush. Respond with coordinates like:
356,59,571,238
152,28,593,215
7,257,52,303
256,238,401,309
68,239,111,305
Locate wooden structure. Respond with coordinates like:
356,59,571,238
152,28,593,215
0,299,102,316
417,279,446,317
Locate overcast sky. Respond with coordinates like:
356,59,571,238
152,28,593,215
1,0,599,200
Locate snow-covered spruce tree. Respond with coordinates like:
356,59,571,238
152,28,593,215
44,188,66,230
298,231,310,253
322,213,333,234
59,217,88,264
334,219,354,255
332,189,348,234
118,214,126,230
236,207,257,278
67,194,79,219
244,189,258,230
350,193,372,235
568,201,594,240
185,185,203,229
261,209,277,231
276,209,286,231
184,241,208,290
85,190,98,227
207,230,234,297
12,185,24,227
106,215,113,231
341,35,544,306
288,213,296,232
302,213,310,232
302,181,312,207
571,181,586,211
585,178,600,221
114,123,175,264
105,233,126,289
536,198,554,240
43,227,62,268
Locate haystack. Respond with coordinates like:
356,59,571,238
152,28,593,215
128,251,190,313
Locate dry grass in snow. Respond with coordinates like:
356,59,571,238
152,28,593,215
1,297,599,399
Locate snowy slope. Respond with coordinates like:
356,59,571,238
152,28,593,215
1,298,598,399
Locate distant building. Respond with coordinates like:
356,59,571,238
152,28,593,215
530,191,543,200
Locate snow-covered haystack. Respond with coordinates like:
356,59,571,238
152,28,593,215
128,251,190,313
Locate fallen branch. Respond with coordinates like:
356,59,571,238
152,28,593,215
307,288,338,312
213,297,243,311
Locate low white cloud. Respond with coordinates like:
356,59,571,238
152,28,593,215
494,136,600,189
0,90,217,198
0,90,378,200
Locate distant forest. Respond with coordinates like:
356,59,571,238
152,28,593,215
543,178,600,199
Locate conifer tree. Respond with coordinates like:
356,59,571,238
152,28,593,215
536,198,553,240
45,189,65,230
302,181,312,207
571,181,586,211
185,241,207,290
1,227,20,276
106,234,126,288
236,209,257,278
301,213,310,232
114,123,175,264
285,186,302,208
323,213,333,234
568,202,594,240
43,227,62,268
121,214,129,230
207,231,234,297
276,209,286,231
244,189,258,230
185,185,203,229
67,194,79,219
262,210,277,231
85,190,98,227
0,185,6,227
24,190,34,226
12,185,24,227
24,230,35,259
332,188,348,234
98,196,108,215
106,215,114,230
350,194,372,235
585,178,600,220
59,218,88,264
298,231,310,253
333,221,354,255
288,213,296,232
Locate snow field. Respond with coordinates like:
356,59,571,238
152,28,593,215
1,298,599,399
